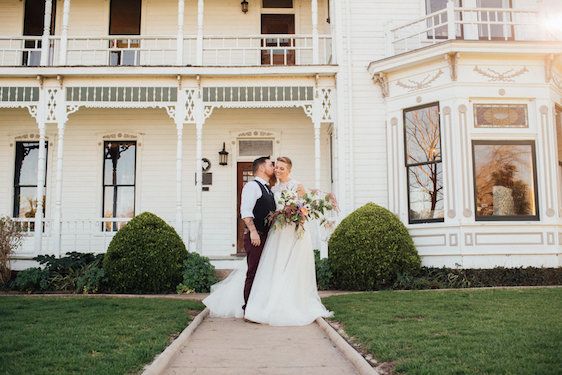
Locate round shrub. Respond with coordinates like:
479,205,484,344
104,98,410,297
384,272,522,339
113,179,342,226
177,252,218,293
103,212,188,293
328,203,421,290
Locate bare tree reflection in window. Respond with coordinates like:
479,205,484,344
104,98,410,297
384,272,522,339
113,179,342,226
404,103,444,223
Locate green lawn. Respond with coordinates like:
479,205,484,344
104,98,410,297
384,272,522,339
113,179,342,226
0,296,204,375
323,288,562,375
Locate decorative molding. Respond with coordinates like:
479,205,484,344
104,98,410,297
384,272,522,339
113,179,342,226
102,133,139,140
553,72,562,91
545,54,555,83
445,52,459,81
473,66,529,82
372,72,389,98
319,87,334,122
390,117,398,126
14,133,49,141
302,104,314,120
396,69,444,91
235,130,278,138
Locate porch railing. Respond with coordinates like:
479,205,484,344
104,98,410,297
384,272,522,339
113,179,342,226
0,34,332,67
387,2,558,56
13,217,199,257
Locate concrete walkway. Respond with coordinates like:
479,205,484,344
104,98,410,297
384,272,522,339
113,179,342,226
163,316,360,375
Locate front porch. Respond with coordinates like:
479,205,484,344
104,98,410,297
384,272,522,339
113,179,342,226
0,76,336,269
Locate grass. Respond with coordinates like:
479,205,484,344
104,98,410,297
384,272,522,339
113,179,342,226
0,296,204,375
323,288,562,375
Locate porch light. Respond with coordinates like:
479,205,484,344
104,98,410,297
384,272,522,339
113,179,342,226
241,0,249,14
219,142,229,166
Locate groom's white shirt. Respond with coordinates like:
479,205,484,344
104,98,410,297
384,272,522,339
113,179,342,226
240,176,270,219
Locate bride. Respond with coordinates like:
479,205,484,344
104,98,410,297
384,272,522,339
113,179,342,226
203,156,333,326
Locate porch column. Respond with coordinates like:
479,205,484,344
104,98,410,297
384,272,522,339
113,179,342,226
311,0,319,64
196,0,204,65
313,88,322,189
176,0,185,66
53,109,68,256
194,91,205,252
175,122,184,234
34,120,47,253
40,0,53,66
59,0,72,65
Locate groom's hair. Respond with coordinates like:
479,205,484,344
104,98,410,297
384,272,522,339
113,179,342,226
253,156,270,173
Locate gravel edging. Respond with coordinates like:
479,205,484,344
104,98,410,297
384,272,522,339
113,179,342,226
315,317,380,375
142,307,209,375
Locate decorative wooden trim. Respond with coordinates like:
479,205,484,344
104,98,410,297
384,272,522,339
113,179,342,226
396,69,444,91
473,65,529,82
372,72,389,98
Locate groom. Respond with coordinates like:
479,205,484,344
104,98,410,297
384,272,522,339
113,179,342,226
240,156,276,311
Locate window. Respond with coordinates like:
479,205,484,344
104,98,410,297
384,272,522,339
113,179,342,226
261,14,296,65
22,0,56,66
403,103,444,223
474,104,528,128
425,0,462,39
476,0,513,40
103,141,136,230
238,140,273,157
109,0,142,66
473,140,538,221
263,0,293,8
13,142,48,226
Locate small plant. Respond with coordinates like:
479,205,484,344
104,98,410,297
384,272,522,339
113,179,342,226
0,216,24,285
13,268,50,292
314,250,333,290
178,252,218,293
176,283,195,294
76,260,106,294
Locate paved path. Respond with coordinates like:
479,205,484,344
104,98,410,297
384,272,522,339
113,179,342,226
163,316,359,375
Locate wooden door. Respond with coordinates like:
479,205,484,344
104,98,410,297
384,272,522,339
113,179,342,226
261,14,295,65
237,162,255,254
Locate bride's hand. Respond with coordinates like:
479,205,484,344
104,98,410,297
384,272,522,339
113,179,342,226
296,184,306,198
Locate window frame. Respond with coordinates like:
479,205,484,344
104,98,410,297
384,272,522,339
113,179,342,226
424,0,464,40
475,0,515,41
403,102,445,224
471,139,540,222
102,140,137,231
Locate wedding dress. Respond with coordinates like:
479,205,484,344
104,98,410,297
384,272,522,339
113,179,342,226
202,179,333,326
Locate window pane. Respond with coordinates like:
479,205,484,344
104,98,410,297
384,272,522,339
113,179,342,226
14,142,41,185
103,187,115,218
239,140,273,157
263,0,293,8
425,0,462,38
408,163,444,221
473,142,538,219
104,142,136,185
474,104,528,128
115,187,135,218
404,104,441,165
477,0,512,40
14,187,43,219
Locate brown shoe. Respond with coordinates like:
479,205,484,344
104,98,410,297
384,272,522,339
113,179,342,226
243,318,259,324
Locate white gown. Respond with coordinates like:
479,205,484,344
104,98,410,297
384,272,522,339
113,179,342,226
202,179,333,326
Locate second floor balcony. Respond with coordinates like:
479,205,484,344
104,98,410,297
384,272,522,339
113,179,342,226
0,0,334,69
387,1,562,56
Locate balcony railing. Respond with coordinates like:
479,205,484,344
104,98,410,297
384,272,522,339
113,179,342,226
388,3,559,56
0,34,332,67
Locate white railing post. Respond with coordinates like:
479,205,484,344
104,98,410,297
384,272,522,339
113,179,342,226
312,0,319,64
40,0,53,66
34,91,47,254
59,0,71,65
196,0,204,65
176,0,185,66
447,0,456,40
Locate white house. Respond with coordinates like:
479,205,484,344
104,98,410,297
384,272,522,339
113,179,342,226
0,0,560,270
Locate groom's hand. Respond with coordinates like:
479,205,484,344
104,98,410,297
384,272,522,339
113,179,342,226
250,230,261,247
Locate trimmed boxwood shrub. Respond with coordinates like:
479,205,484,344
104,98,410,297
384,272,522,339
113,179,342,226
177,252,218,293
329,203,421,290
314,250,333,291
103,212,188,293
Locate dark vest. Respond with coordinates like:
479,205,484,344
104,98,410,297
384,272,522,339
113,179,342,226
253,180,276,233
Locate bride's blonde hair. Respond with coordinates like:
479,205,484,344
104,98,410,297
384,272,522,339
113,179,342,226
276,156,293,170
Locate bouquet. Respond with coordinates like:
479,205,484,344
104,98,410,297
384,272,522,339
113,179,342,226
266,188,339,237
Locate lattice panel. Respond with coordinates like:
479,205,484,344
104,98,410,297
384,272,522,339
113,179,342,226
203,86,314,103
320,87,334,122
66,87,177,103
0,87,39,103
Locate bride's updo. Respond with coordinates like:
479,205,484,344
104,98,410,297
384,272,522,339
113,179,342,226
276,156,292,170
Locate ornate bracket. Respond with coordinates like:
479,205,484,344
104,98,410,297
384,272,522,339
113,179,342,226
445,52,459,81
373,72,389,98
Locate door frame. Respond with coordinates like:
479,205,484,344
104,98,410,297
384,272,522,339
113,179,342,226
229,129,281,255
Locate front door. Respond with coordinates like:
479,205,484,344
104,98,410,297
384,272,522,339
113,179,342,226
261,14,295,65
237,162,254,254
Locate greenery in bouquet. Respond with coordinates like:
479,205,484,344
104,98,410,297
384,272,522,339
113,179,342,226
266,188,338,236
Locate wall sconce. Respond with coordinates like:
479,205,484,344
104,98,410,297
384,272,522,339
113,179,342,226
241,0,249,14
219,142,229,165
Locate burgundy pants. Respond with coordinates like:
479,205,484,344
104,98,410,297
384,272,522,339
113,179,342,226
243,230,268,310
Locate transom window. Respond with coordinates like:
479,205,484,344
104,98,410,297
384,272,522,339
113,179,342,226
13,141,47,225
102,141,137,230
472,140,538,221
262,0,293,8
473,104,528,128
403,103,444,224
238,140,274,157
